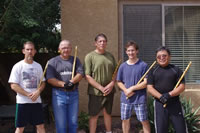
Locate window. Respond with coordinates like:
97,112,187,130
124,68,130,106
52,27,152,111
123,5,162,64
122,4,200,83
165,6,200,83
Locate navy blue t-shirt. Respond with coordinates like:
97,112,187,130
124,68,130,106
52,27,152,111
117,59,148,104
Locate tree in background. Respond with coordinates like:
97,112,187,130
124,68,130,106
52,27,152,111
0,0,60,103
0,0,61,53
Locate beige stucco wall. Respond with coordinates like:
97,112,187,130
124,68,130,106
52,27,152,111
61,0,200,116
61,0,120,116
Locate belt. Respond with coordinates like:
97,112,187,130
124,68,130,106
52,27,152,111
55,87,76,92
56,88,68,91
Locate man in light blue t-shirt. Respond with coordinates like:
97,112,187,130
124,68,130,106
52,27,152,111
116,41,150,133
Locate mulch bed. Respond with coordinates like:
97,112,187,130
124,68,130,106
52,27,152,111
0,116,143,133
96,116,142,133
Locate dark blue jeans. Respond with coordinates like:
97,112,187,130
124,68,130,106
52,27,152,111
52,88,79,133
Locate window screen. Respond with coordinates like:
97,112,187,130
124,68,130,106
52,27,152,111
123,5,162,64
165,6,200,83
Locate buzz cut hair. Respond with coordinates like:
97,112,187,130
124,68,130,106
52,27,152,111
23,41,35,49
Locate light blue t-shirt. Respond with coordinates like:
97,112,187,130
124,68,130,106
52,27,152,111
117,59,148,104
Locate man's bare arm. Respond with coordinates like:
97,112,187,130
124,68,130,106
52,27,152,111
10,83,30,97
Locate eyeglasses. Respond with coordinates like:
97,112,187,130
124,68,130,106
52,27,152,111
157,54,167,59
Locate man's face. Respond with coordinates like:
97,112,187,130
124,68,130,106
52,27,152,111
156,50,170,67
59,41,72,59
126,45,138,60
23,44,36,60
95,36,107,51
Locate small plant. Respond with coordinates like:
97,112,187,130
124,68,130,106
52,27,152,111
78,111,89,133
181,97,200,133
147,96,155,133
147,96,200,133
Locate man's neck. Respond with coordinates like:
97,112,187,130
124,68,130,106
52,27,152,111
24,59,33,64
127,58,138,65
60,55,70,60
95,49,105,54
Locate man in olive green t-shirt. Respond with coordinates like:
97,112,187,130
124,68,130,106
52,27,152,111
84,33,116,133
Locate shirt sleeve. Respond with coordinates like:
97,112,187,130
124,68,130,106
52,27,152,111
46,59,56,80
177,67,185,84
143,63,148,76
8,63,20,84
116,64,123,82
84,54,92,76
39,64,45,82
147,68,154,85
75,58,84,76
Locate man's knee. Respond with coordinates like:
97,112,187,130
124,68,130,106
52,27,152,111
36,124,45,133
122,119,130,124
141,120,149,125
15,127,24,133
90,114,99,121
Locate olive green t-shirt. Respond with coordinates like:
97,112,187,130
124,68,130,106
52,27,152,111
84,51,116,96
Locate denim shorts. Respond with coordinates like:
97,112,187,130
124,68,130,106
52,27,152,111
15,103,44,127
121,103,148,122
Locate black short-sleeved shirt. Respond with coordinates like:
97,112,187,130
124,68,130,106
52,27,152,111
147,64,184,94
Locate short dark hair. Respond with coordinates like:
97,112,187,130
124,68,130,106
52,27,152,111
125,41,139,50
94,33,108,42
156,46,171,55
23,41,35,49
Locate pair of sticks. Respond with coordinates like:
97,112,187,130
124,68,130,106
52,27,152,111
40,48,192,108
126,61,192,103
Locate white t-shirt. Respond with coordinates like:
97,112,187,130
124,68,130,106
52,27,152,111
8,60,45,104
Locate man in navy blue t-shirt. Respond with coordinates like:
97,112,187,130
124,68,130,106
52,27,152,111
117,41,150,133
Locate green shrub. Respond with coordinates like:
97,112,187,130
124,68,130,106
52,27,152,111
147,96,155,133
147,96,200,133
182,97,200,133
78,111,89,132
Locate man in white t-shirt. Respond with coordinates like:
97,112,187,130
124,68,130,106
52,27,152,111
8,41,46,133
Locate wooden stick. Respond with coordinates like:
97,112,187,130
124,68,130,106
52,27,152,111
103,60,122,96
163,61,192,107
175,61,192,88
71,46,78,79
112,60,122,80
38,61,49,88
126,61,157,99
185,89,200,92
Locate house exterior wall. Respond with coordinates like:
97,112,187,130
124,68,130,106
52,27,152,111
61,0,120,115
61,0,200,116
